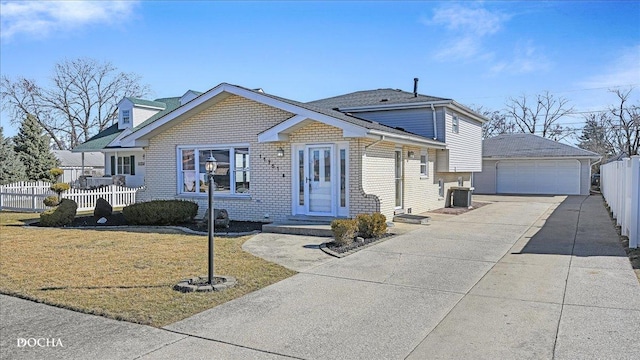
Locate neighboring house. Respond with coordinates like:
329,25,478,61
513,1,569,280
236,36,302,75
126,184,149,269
72,90,202,187
52,150,104,184
75,82,487,222
473,133,601,195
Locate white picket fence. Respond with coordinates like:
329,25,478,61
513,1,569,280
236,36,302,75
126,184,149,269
601,156,640,248
0,181,141,212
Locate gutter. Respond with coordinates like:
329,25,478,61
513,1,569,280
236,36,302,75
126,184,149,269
368,130,446,149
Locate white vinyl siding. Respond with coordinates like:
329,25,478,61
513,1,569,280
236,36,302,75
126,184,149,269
442,111,482,172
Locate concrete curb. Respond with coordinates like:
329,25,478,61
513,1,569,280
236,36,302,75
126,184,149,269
22,224,261,237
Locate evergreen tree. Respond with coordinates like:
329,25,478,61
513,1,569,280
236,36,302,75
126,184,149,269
13,115,58,181
0,127,27,185
578,113,615,173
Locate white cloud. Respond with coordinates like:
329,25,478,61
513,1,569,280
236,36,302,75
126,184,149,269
1,1,138,40
489,40,552,75
430,3,508,37
578,45,640,89
426,3,510,60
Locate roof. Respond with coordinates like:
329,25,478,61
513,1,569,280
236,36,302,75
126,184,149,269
127,97,167,109
307,88,451,109
239,85,427,138
52,150,103,167
483,133,601,159
72,124,124,152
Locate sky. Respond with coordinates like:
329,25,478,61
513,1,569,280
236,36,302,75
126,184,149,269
1,0,639,142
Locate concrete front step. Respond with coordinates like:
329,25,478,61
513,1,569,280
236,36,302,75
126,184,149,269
393,214,430,225
262,223,334,237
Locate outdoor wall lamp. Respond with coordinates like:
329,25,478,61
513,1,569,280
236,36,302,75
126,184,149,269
407,151,415,159
277,147,285,157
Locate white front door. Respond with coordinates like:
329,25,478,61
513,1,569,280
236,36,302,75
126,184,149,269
306,146,333,215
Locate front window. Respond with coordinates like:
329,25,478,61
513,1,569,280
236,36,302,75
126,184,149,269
179,146,249,195
118,156,132,174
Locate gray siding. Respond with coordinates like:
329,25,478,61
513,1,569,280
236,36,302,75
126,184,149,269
473,160,497,194
355,108,443,141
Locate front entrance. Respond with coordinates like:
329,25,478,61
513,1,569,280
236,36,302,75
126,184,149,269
293,143,349,217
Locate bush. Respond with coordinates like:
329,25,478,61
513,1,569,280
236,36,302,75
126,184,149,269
331,219,358,246
40,199,77,227
122,200,198,225
43,195,60,207
356,213,387,239
49,168,63,180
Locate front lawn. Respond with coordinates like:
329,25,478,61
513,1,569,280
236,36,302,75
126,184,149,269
0,212,296,327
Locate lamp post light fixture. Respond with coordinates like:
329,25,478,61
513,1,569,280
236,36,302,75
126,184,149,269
205,155,217,285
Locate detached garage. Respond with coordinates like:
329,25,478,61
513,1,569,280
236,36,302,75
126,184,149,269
473,134,600,195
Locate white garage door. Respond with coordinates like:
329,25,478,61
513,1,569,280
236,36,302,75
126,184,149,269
496,160,580,195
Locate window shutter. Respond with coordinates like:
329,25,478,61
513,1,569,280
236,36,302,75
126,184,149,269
130,155,136,175
110,156,116,175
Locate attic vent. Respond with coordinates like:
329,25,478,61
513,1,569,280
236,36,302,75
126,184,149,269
253,88,264,93
380,98,389,102
395,127,405,131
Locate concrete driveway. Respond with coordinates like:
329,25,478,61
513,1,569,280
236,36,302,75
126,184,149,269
2,195,639,359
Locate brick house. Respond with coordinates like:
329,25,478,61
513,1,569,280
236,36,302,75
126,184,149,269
74,82,487,222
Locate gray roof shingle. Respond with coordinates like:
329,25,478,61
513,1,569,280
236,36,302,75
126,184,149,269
483,133,600,159
307,88,450,109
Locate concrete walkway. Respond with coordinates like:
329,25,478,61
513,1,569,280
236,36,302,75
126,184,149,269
2,195,639,359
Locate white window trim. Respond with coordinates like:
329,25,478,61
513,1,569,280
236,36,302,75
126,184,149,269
121,109,131,124
419,150,429,178
452,114,459,134
176,144,251,198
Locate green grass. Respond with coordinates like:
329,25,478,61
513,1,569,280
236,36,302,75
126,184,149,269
0,211,296,327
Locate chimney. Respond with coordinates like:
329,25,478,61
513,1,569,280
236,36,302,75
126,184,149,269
413,78,419,97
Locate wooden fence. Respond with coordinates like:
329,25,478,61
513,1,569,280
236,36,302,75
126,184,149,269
0,181,141,212
601,156,640,248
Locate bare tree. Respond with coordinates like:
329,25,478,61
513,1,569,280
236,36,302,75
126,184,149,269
505,91,575,141
471,105,515,138
609,88,639,156
1,58,149,149
578,112,615,171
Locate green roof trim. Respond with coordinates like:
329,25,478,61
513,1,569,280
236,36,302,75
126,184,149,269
72,124,124,152
127,97,167,109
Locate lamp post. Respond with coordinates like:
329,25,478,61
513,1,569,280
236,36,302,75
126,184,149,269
205,155,217,285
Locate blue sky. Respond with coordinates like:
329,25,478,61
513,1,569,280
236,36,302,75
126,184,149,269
1,1,639,140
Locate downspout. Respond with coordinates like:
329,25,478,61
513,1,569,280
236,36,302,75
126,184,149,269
431,104,438,140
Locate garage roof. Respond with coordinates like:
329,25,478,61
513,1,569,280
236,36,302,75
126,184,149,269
484,133,600,159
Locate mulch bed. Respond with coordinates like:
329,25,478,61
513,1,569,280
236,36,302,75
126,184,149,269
428,201,490,215
32,212,266,234
325,233,393,254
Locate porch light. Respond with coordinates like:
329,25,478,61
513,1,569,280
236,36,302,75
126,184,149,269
277,147,285,157
408,151,415,159
205,154,217,285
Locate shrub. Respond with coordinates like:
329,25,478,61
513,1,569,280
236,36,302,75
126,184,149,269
122,200,198,225
331,219,358,246
43,195,60,207
356,213,387,239
49,168,64,180
40,199,77,227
